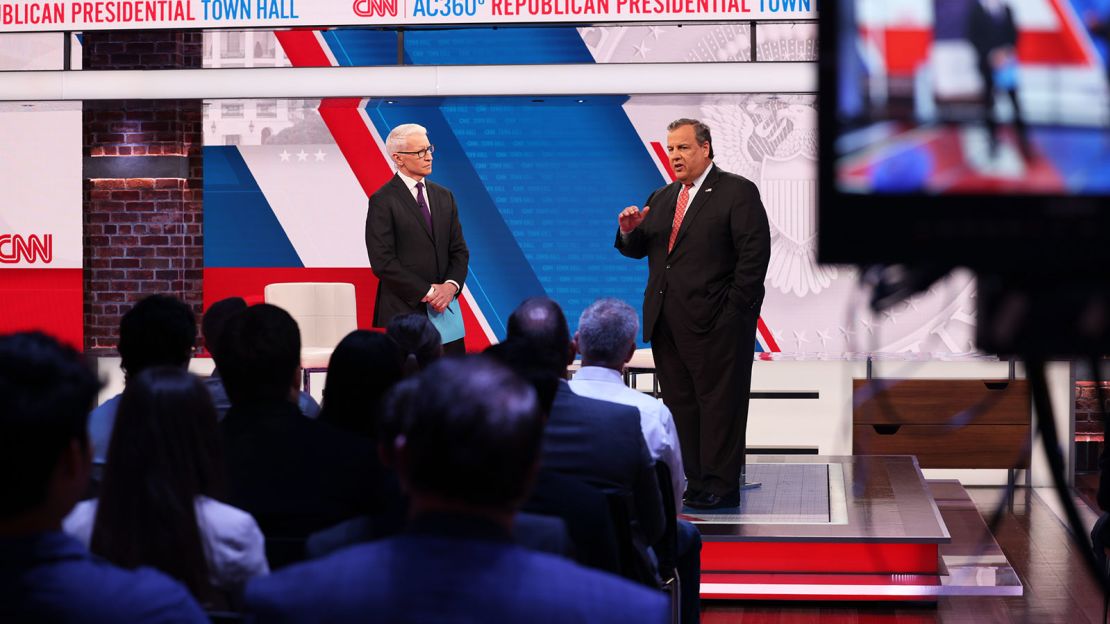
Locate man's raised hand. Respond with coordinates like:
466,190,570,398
618,205,651,234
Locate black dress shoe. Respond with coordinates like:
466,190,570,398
684,491,740,510
682,489,705,505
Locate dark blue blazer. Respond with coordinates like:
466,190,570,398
0,532,206,623
541,381,665,545
245,515,669,624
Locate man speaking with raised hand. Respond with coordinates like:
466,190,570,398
616,118,770,510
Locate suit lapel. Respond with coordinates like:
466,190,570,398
670,165,721,254
390,174,433,242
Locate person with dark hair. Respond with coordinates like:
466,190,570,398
64,367,269,605
88,294,197,464
386,312,443,374
0,332,207,623
507,297,666,567
617,118,770,509
246,357,668,623
318,330,404,438
218,304,385,554
201,297,319,420
486,338,623,576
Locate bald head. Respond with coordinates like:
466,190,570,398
506,297,572,377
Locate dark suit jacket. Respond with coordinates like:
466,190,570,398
365,174,469,327
523,469,621,574
616,165,770,341
968,3,1018,65
541,382,665,546
245,514,669,624
0,532,207,623
220,400,386,540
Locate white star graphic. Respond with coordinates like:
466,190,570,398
882,308,900,324
314,149,327,162
648,26,664,40
792,330,809,350
632,40,651,59
858,317,875,336
297,150,308,162
838,326,855,342
279,149,291,162
816,329,832,348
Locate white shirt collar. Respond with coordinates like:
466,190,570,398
572,366,625,384
398,171,426,191
686,163,713,194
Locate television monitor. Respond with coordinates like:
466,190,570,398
818,0,1110,275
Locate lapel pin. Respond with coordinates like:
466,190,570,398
705,188,713,193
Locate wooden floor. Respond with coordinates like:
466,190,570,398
701,486,1107,623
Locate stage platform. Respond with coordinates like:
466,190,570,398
686,455,1022,601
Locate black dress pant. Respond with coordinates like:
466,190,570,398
652,298,759,497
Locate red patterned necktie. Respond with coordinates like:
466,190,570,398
668,183,694,252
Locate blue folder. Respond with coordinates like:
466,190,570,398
427,298,465,344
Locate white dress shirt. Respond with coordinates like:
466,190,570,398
64,495,270,589
680,161,713,204
569,366,686,509
397,171,460,300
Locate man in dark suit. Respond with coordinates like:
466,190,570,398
366,123,470,355
967,0,1031,159
506,298,665,559
246,356,668,624
0,332,207,623
616,118,770,510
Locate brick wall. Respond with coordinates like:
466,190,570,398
1076,380,1110,470
83,32,203,352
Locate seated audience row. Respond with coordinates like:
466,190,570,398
4,290,699,622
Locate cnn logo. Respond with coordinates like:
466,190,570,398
0,234,53,264
353,0,398,16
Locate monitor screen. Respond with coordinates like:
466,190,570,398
835,0,1110,195
818,0,1110,271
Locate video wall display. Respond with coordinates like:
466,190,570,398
204,92,979,355
200,23,817,68
836,0,1110,195
0,101,83,347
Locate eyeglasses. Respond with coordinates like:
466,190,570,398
396,145,435,158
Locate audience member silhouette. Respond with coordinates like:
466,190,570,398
386,312,443,375
486,337,623,575
218,304,385,560
0,332,207,623
88,294,196,464
507,297,665,578
318,330,404,438
201,297,319,420
245,356,668,623
64,367,268,606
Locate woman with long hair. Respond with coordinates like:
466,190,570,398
318,330,404,439
64,367,268,605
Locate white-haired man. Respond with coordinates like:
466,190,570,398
366,123,470,354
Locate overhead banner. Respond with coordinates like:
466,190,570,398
0,0,816,32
